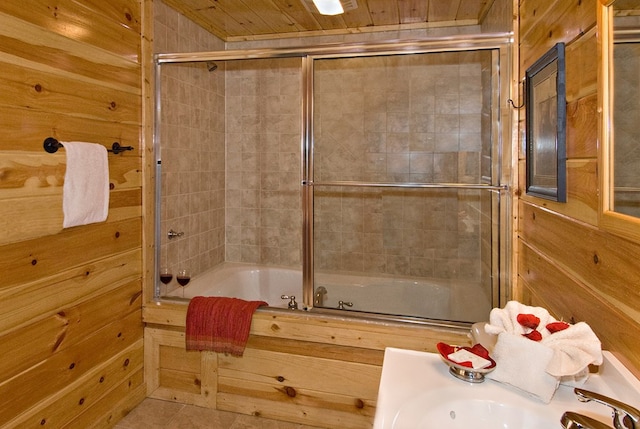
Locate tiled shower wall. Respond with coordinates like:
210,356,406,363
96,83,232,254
224,58,303,266
313,52,493,281
155,1,226,290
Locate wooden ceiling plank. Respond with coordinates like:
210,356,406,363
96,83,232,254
211,0,282,35
238,0,302,34
269,0,324,31
397,0,428,24
162,0,241,40
341,1,375,28
366,0,401,26
428,0,462,22
476,0,498,23
457,0,486,21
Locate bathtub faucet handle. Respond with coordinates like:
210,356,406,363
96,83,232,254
338,300,353,310
281,295,298,310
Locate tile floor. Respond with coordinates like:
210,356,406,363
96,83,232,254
115,398,324,429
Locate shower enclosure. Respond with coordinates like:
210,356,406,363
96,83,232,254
154,35,512,324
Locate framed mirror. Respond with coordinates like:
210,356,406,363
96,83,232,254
601,0,640,241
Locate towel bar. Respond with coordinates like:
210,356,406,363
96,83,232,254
43,137,134,155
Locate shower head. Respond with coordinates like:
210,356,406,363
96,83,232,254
206,61,218,72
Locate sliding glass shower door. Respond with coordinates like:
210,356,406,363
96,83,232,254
307,48,506,323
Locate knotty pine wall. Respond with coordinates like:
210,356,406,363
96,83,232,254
516,0,640,378
0,1,150,427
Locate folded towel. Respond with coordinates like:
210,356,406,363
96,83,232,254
62,142,109,228
485,301,602,402
186,296,268,356
487,332,559,403
542,321,602,377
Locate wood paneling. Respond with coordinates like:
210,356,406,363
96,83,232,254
5,341,145,428
519,0,597,72
144,304,469,428
518,242,640,377
0,0,145,426
517,0,640,378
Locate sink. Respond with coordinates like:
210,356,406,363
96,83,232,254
392,389,556,428
374,348,640,429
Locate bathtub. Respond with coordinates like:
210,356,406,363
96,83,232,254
167,263,301,308
314,272,451,320
166,262,454,320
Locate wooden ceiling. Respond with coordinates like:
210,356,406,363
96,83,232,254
162,0,496,42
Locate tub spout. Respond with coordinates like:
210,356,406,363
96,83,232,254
561,411,612,429
314,286,327,306
574,388,639,429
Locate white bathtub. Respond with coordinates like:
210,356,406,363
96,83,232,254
314,272,451,320
169,263,301,308
167,263,456,320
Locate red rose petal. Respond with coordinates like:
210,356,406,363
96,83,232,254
546,321,570,333
437,342,455,356
523,330,542,341
468,343,490,359
517,313,541,329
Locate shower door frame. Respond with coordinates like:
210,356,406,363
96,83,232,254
154,34,513,321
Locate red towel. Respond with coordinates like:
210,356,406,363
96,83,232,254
185,296,267,356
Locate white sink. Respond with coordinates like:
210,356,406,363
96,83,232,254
374,348,640,429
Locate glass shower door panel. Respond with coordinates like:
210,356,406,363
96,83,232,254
311,49,497,322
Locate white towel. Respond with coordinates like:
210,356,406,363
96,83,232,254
485,300,556,336
62,142,109,228
485,301,602,402
542,321,603,377
487,332,559,403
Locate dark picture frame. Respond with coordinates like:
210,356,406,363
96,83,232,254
525,42,567,202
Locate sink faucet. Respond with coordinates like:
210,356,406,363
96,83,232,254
574,388,640,429
561,411,612,429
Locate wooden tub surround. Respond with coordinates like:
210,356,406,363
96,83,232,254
143,303,469,429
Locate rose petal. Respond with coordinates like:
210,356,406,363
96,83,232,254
546,321,570,333
517,313,541,330
523,330,542,341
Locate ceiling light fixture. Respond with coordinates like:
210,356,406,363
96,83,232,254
312,0,344,15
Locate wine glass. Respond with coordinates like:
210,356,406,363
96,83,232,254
177,269,191,287
159,267,173,285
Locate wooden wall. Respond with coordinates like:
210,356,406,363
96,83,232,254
0,1,149,427
516,0,640,378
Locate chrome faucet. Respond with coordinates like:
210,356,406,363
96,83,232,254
281,295,298,310
314,286,327,306
561,411,612,429
337,300,353,310
574,388,640,429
